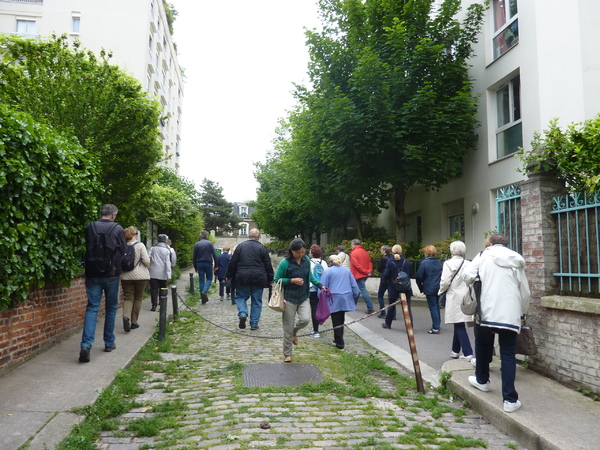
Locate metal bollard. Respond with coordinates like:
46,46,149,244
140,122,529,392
189,272,195,294
158,287,168,342
171,285,178,319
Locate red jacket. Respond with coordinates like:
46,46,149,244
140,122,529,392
350,245,372,280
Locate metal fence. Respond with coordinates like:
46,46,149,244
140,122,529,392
551,191,600,296
496,183,522,254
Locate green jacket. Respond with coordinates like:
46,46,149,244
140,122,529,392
274,255,323,304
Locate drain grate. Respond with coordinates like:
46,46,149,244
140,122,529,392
243,363,323,387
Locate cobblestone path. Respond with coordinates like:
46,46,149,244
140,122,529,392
94,289,525,450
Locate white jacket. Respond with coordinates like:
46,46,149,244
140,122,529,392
149,243,172,280
462,245,531,332
439,256,472,324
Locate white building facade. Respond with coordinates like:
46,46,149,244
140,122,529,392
377,0,600,258
0,0,183,172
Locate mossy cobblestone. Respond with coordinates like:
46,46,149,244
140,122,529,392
93,289,525,449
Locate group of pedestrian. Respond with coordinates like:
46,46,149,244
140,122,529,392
80,204,177,363
81,208,529,412
404,235,531,413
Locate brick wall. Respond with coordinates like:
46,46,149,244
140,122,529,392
0,277,88,374
521,170,600,394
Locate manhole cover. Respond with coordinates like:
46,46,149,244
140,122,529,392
243,363,323,387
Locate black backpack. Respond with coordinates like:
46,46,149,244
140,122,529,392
88,222,118,274
121,242,141,272
393,259,411,293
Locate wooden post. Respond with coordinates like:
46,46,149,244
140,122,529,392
400,293,425,393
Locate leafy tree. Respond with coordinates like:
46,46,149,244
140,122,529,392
140,167,204,267
198,179,238,234
0,105,99,308
163,1,178,35
519,117,600,192
0,34,163,225
294,0,485,242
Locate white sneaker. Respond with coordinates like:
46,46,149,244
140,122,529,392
504,400,522,413
311,332,321,338
471,358,477,368
460,354,473,361
450,351,460,359
468,375,490,392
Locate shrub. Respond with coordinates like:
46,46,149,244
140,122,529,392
0,105,99,308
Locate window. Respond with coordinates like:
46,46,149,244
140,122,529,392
448,214,465,237
239,223,248,236
240,206,248,218
72,17,80,34
16,19,36,35
496,75,522,158
492,0,518,59
496,183,522,253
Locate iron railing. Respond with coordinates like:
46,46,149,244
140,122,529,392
551,191,600,296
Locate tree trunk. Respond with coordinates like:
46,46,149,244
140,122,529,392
393,185,407,243
351,204,363,240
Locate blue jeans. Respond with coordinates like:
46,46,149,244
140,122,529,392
475,325,518,402
355,277,374,310
377,282,387,313
81,276,120,349
195,262,213,293
426,294,441,330
452,322,473,356
235,285,264,327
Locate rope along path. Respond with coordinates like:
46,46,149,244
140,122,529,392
178,292,401,340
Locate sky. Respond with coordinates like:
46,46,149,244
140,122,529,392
174,1,323,203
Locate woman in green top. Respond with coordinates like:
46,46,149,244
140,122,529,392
274,238,325,363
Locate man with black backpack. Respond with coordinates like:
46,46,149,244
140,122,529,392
80,204,127,363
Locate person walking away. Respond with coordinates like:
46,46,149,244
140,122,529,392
166,238,177,269
80,204,127,363
274,238,325,363
337,245,351,269
120,226,150,332
349,239,375,313
148,234,172,311
193,230,218,303
225,229,273,330
417,245,443,334
308,244,328,338
216,246,232,301
438,241,473,359
320,255,358,349
376,245,392,318
462,234,531,413
381,245,413,330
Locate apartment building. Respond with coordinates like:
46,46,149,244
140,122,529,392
375,0,600,258
0,0,183,172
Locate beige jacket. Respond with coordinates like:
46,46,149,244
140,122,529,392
121,241,151,281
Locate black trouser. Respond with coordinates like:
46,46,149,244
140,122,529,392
331,311,346,349
309,290,319,333
150,278,167,308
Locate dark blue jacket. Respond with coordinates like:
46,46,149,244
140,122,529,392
216,251,232,279
416,256,443,295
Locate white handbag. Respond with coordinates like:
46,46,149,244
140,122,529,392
268,279,285,312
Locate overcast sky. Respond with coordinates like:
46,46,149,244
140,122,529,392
174,1,322,203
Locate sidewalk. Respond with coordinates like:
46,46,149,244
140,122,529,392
348,321,600,450
0,272,186,450
0,269,597,449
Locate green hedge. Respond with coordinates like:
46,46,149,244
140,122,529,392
0,105,99,309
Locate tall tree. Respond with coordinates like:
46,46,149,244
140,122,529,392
199,179,238,234
0,34,163,225
300,0,485,242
